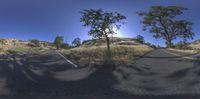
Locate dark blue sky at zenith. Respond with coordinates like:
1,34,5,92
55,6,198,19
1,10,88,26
0,0,199,46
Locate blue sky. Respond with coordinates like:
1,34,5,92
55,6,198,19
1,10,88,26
0,0,199,46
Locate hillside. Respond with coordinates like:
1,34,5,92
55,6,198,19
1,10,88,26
82,37,147,47
0,38,154,66
61,37,154,66
0,38,53,54
187,39,200,50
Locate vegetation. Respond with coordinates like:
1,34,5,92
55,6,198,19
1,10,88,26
80,9,126,61
174,41,186,49
61,43,71,49
54,36,64,50
72,37,81,47
134,35,145,44
7,46,30,54
137,6,194,48
29,39,40,47
61,45,153,66
145,42,156,48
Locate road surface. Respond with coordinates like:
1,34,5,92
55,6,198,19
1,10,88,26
0,49,200,99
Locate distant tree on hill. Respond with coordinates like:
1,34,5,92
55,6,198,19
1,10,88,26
134,35,145,44
29,39,40,47
80,9,126,60
72,37,81,47
61,43,70,49
41,42,49,47
174,41,190,49
137,6,195,48
54,36,64,50
145,42,156,48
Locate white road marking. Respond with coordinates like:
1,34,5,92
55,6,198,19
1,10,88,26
55,50,78,68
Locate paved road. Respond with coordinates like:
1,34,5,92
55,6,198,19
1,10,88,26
0,49,200,99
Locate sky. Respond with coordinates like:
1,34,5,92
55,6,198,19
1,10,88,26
0,0,199,46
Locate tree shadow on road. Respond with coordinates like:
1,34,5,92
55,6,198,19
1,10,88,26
142,53,198,59
1,54,200,99
0,54,135,98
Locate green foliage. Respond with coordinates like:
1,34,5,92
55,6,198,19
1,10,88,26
29,39,40,47
54,36,64,50
137,6,194,48
174,41,189,49
80,9,126,39
72,37,81,47
145,42,156,48
80,9,126,61
61,43,70,49
134,35,145,44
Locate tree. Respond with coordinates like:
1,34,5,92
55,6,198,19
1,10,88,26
80,9,126,60
174,41,185,49
72,37,81,47
137,6,194,48
135,35,145,44
174,41,190,49
29,39,40,47
54,36,64,50
61,43,70,49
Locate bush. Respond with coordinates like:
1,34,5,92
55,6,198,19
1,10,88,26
174,41,190,49
61,43,71,49
134,35,145,44
72,38,81,47
54,36,64,49
29,39,40,47
145,42,156,48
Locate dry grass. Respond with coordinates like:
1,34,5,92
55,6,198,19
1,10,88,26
168,48,198,54
0,46,51,55
60,45,153,66
188,43,200,50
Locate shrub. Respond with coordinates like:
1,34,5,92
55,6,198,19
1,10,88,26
54,36,64,49
29,39,40,47
61,43,71,49
72,38,81,47
134,35,145,44
174,41,189,49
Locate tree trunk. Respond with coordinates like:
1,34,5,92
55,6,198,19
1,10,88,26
105,36,111,61
166,40,173,48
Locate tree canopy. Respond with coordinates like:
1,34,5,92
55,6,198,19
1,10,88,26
80,9,126,60
72,37,81,47
80,9,126,39
137,6,194,48
54,36,64,50
134,35,145,44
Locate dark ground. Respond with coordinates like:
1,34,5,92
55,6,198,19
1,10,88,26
0,49,200,99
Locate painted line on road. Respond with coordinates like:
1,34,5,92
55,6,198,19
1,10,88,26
163,49,198,60
55,50,78,68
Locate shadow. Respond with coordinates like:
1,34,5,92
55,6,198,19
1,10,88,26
115,69,131,80
193,56,200,76
142,53,198,59
1,53,200,99
165,68,190,80
0,54,135,98
124,65,144,73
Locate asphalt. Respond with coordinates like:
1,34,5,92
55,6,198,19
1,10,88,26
0,49,200,99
